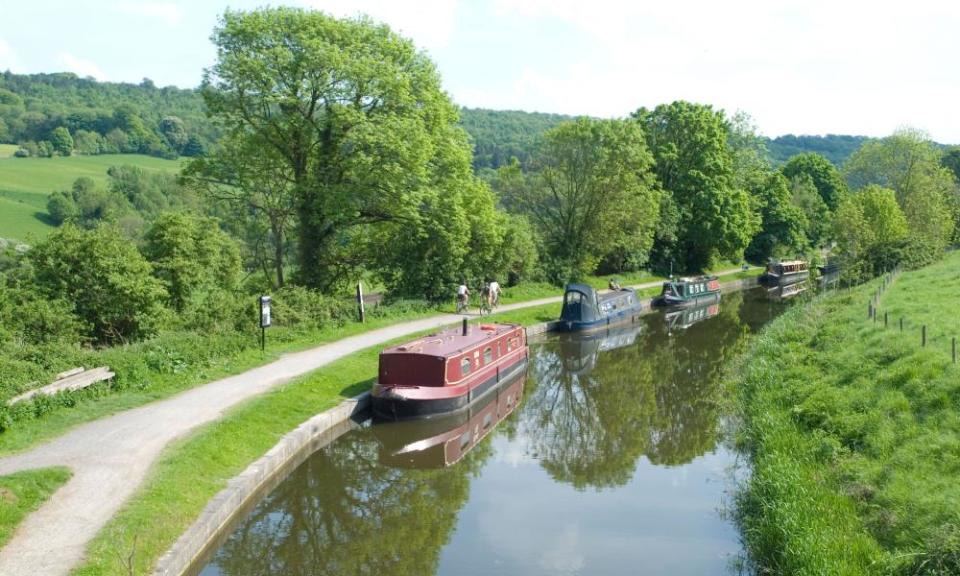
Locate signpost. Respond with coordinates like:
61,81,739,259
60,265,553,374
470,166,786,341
259,295,271,352
356,282,365,323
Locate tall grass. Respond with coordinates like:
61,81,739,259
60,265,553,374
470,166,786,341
730,251,960,575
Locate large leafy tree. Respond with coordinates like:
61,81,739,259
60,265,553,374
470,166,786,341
745,172,808,262
510,118,659,281
833,185,908,280
781,152,848,211
200,8,487,295
843,128,957,259
633,102,759,271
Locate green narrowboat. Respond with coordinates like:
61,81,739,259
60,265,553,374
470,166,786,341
653,276,721,308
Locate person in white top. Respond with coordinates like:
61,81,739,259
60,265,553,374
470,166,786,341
488,279,501,307
457,281,470,310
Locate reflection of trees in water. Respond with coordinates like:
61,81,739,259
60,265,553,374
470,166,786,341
522,291,757,489
211,429,491,576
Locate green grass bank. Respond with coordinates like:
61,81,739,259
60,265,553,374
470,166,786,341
730,251,960,575
0,467,71,548
73,303,557,576
0,154,181,241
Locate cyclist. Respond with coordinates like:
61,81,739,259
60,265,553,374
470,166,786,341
457,281,470,313
488,278,501,308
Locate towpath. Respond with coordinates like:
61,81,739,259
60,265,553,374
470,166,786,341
0,269,749,575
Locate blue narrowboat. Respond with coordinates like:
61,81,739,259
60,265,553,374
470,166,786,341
558,284,643,332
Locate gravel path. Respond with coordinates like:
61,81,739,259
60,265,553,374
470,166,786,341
0,270,747,575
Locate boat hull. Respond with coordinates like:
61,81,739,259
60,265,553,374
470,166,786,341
653,291,721,309
372,354,527,420
761,270,810,286
558,306,643,332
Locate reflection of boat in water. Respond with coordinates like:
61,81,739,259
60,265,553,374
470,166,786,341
558,322,643,375
664,300,719,332
653,276,721,308
373,373,525,468
372,322,527,420
766,279,809,300
761,260,809,286
559,284,643,332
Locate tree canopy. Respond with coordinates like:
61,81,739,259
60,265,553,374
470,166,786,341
634,101,759,271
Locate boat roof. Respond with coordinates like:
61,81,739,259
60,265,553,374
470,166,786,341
381,323,520,359
775,260,807,266
667,275,716,283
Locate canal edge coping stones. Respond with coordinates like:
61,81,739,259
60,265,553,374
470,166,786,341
152,394,368,576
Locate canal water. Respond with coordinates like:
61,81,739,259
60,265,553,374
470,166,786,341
198,287,791,576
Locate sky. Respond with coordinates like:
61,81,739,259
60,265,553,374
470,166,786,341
1,0,959,142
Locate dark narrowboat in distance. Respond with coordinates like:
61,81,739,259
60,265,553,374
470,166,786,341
373,374,525,468
558,284,643,332
371,322,527,420
653,276,721,308
761,260,809,285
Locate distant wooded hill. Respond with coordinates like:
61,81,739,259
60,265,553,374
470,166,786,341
0,72,887,168
0,72,216,158
764,134,871,166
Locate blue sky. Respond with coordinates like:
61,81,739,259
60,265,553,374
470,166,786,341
2,0,959,142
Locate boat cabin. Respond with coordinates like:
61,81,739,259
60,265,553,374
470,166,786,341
766,260,808,276
559,284,642,331
660,276,720,301
378,323,525,389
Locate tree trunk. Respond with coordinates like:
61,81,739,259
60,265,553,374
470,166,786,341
272,218,285,288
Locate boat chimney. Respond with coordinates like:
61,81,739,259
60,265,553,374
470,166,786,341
462,318,468,336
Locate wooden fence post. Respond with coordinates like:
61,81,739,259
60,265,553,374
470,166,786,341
922,325,927,347
884,312,888,328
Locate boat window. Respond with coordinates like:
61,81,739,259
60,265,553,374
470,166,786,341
565,291,582,305
484,347,492,364
483,412,493,429
460,431,472,450
461,357,471,375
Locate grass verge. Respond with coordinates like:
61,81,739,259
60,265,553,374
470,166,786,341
73,302,558,575
729,251,960,575
0,467,71,547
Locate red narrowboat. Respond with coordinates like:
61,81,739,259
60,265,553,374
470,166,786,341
371,322,528,420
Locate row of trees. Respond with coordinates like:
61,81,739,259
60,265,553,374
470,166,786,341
11,7,960,350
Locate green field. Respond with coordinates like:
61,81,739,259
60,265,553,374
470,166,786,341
0,145,18,159
0,154,182,242
731,251,960,574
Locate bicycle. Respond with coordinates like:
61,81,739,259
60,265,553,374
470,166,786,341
479,295,493,316
456,295,470,314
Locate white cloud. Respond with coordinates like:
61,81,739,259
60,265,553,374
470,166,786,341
0,39,20,72
58,52,107,80
115,2,183,26
476,0,960,142
297,0,459,52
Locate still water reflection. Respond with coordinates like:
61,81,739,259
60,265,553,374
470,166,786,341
199,289,787,576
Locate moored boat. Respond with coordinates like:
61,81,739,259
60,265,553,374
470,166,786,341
558,284,643,332
761,260,809,285
559,322,643,375
373,374,525,468
653,276,721,308
371,321,527,420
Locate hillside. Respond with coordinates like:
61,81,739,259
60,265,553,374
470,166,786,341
0,154,182,241
458,107,572,171
764,134,871,166
0,72,214,158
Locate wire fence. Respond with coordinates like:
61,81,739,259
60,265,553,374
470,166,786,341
866,268,958,364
